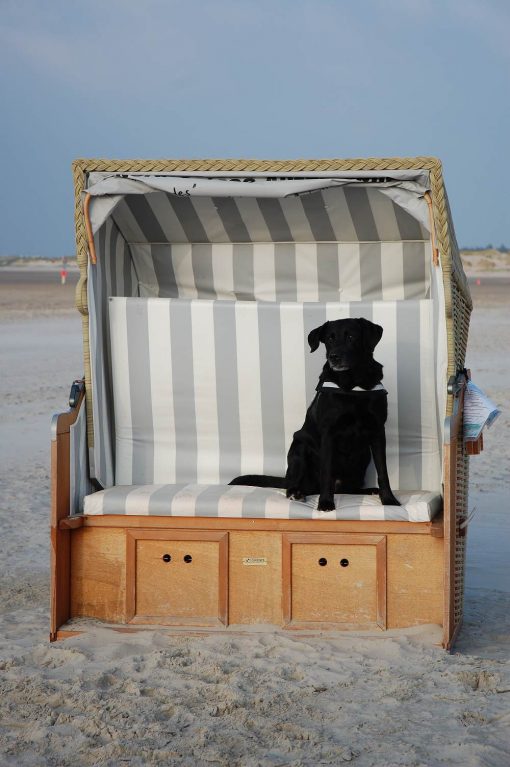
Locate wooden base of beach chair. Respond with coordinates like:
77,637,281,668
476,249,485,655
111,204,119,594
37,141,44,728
55,517,443,635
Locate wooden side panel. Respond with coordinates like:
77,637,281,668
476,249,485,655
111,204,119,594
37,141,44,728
50,390,86,641
228,532,282,625
50,434,71,639
70,528,126,622
386,534,443,628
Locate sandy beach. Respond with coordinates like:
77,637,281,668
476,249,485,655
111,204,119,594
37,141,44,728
0,267,509,766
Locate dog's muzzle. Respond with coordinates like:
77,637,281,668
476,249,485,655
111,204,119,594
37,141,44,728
327,354,350,372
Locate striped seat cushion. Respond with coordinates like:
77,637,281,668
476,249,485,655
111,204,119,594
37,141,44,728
109,297,442,495
84,485,442,522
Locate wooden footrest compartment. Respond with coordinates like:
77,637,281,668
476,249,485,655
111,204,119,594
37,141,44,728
283,534,386,629
126,531,229,626
69,523,443,631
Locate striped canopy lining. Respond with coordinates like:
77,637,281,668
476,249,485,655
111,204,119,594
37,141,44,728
110,186,430,243
111,187,432,302
87,185,436,489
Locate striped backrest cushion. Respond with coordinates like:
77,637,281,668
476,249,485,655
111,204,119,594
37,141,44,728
109,297,441,493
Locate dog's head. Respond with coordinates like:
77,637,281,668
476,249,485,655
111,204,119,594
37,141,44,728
308,318,383,372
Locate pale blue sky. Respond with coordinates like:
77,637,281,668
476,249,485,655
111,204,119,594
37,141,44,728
1,0,509,256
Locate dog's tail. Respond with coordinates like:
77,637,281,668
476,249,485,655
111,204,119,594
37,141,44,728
229,475,286,489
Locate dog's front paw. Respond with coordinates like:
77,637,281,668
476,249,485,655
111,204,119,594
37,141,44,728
287,488,305,501
317,496,335,512
380,492,400,506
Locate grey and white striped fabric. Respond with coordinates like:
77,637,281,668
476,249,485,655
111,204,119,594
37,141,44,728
84,485,442,522
69,398,94,515
129,241,431,302
88,218,138,486
108,297,441,494
110,187,430,244
85,185,434,490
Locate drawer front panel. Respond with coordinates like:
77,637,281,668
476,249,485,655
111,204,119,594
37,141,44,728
291,544,377,624
126,530,228,625
283,533,386,629
136,540,220,618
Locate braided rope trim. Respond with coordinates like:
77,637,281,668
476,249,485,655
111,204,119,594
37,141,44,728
72,156,471,445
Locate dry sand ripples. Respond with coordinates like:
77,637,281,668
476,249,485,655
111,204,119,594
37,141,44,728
0,272,509,766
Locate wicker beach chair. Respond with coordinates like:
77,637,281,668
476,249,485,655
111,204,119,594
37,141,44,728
51,157,473,648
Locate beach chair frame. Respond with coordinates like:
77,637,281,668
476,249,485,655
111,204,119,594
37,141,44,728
50,157,472,648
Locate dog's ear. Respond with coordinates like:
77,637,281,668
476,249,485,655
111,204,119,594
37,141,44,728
308,322,329,352
359,318,383,352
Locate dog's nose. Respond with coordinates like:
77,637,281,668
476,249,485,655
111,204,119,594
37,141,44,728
329,354,342,364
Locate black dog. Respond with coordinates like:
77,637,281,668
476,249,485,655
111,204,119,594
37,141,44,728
230,318,400,511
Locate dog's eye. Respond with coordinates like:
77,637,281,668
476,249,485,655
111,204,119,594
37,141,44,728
328,333,336,342
346,334,353,342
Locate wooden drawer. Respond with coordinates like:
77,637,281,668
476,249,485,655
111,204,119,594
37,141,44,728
282,533,386,629
126,530,228,626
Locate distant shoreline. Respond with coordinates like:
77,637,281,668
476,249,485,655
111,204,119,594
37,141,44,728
0,256,79,270
1,249,509,276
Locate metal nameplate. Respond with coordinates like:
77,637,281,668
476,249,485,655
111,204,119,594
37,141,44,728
242,557,268,566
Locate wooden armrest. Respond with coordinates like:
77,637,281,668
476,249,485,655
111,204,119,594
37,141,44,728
51,379,86,527
59,515,85,530
466,433,484,455
51,380,85,439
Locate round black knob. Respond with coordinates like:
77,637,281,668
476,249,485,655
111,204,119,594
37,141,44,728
318,557,327,566
183,554,192,563
340,558,349,567
162,554,171,563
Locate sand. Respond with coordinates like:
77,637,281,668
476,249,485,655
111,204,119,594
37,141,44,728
0,269,509,767
0,268,79,318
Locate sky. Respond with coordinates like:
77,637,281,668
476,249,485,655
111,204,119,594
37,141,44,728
1,0,509,256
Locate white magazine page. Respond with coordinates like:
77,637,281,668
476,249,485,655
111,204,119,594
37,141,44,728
464,381,501,440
